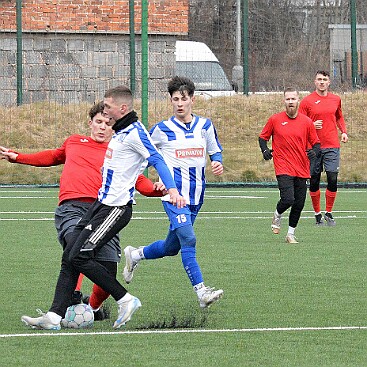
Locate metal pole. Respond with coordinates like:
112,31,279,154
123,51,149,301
350,0,358,88
16,0,23,105
141,0,148,129
235,0,241,65
129,0,136,95
242,0,249,95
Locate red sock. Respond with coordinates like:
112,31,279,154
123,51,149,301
325,189,337,213
89,284,110,310
309,190,321,213
75,273,84,291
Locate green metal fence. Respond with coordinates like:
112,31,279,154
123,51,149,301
0,0,366,185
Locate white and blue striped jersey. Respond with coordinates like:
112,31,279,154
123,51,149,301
98,121,176,206
150,114,222,206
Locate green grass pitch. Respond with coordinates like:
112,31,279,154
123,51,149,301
0,187,366,366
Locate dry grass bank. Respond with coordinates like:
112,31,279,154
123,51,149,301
1,92,366,184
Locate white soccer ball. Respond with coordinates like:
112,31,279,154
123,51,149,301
62,303,94,329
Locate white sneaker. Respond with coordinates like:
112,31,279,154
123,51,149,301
271,213,281,234
113,295,142,329
198,287,224,308
285,234,299,244
21,309,61,330
123,246,140,284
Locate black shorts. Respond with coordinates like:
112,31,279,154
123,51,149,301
68,201,132,262
55,200,121,262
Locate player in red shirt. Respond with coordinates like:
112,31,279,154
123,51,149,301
259,88,320,243
0,101,165,320
299,70,348,226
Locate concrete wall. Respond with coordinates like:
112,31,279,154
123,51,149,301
0,32,178,106
329,24,367,85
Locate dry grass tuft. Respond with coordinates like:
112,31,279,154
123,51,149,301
1,92,366,184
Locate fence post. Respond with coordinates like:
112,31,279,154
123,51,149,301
141,0,148,129
16,0,23,105
242,0,249,95
350,0,358,88
129,0,136,95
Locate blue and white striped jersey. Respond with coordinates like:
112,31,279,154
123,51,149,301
150,114,222,206
98,121,176,206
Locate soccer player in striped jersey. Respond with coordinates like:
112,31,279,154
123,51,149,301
1,101,166,321
259,88,320,244
20,87,184,330
123,76,224,308
299,71,348,226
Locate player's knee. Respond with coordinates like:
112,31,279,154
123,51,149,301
176,226,196,248
309,176,320,192
68,251,79,267
68,248,88,270
282,197,295,208
165,246,180,256
326,171,338,192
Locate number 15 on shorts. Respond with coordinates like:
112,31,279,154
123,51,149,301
176,214,187,224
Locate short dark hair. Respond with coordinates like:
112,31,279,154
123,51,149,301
168,76,195,97
104,85,132,99
88,101,104,119
315,70,330,78
104,85,133,110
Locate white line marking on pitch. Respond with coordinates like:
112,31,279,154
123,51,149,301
1,325,367,338
0,215,365,221
1,210,366,215
0,216,364,221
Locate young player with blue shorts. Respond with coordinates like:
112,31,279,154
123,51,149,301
123,76,224,308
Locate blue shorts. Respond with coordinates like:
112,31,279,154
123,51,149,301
162,201,202,230
310,148,340,176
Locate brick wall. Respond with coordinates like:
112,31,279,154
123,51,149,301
0,0,188,34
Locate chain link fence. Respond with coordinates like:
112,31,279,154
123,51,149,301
0,0,366,185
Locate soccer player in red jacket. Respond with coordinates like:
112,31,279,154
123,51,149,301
0,101,165,320
299,70,348,226
259,88,320,244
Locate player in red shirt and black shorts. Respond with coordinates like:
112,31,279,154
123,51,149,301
0,101,165,320
259,88,320,244
299,70,348,226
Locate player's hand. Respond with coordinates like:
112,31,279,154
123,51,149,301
167,188,186,208
262,149,273,161
0,146,18,162
153,182,168,195
314,120,323,129
307,149,317,160
341,133,348,143
307,143,321,160
211,161,223,176
0,145,10,158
